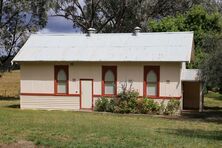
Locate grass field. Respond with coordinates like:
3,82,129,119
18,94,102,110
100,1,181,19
0,70,20,98
0,71,222,147
205,91,222,110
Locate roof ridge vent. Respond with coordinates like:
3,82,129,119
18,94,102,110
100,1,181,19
87,28,96,36
133,26,141,36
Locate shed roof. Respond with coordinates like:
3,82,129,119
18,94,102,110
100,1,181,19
12,32,194,62
181,69,201,81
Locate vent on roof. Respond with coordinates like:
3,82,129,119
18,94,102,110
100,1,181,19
133,27,141,36
87,28,96,36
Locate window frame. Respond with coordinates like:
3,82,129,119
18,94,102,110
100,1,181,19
144,66,160,97
54,65,69,95
102,66,117,96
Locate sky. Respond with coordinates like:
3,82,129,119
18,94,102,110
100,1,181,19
1,16,78,56
39,16,79,34
39,0,85,34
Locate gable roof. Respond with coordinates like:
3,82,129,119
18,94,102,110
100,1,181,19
12,32,194,62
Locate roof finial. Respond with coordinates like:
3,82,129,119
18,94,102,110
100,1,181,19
133,26,141,36
87,28,96,36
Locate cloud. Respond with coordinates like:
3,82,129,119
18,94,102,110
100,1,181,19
38,16,80,33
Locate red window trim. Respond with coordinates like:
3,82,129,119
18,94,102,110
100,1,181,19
102,66,117,96
20,93,80,97
54,65,69,95
144,66,160,97
20,93,181,100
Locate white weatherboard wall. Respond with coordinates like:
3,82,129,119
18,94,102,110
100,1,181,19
117,62,182,97
69,63,101,95
21,96,80,110
20,63,54,93
20,62,182,110
69,62,182,97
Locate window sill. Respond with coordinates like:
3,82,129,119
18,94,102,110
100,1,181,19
144,96,181,99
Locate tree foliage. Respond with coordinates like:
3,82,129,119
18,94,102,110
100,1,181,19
0,0,49,66
200,35,222,93
149,5,222,91
149,5,222,68
1,0,219,67
52,0,207,33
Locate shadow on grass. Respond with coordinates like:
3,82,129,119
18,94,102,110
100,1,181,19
179,91,222,124
0,103,20,109
156,128,222,141
0,96,20,109
0,96,19,101
180,110,222,124
7,104,20,108
204,106,222,111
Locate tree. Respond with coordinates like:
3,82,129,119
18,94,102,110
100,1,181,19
148,5,222,68
200,36,222,93
0,0,49,67
51,0,207,33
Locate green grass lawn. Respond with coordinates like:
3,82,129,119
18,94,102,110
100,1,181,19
0,99,221,147
205,91,222,110
0,71,222,147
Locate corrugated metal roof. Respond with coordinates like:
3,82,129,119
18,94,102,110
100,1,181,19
181,69,200,81
12,32,194,62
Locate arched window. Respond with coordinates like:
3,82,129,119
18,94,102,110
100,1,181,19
105,70,115,94
102,66,117,95
58,69,66,81
57,69,67,93
144,66,159,97
55,66,68,94
146,70,158,96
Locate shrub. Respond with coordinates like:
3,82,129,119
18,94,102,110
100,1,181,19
128,97,137,113
136,98,160,114
118,81,139,101
164,99,180,115
158,101,166,115
94,82,181,115
135,98,144,113
146,98,159,113
118,90,139,101
144,98,160,113
117,101,130,113
112,98,135,114
94,97,109,112
106,99,115,112
113,106,121,113
112,82,139,113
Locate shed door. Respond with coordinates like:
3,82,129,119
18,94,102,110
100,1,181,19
183,82,200,110
81,80,93,109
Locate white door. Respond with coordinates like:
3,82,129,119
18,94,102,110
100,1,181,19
81,80,93,109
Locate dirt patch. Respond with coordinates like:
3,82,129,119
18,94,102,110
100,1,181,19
0,140,36,148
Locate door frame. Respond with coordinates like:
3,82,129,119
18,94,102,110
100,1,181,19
80,79,94,110
182,81,203,111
